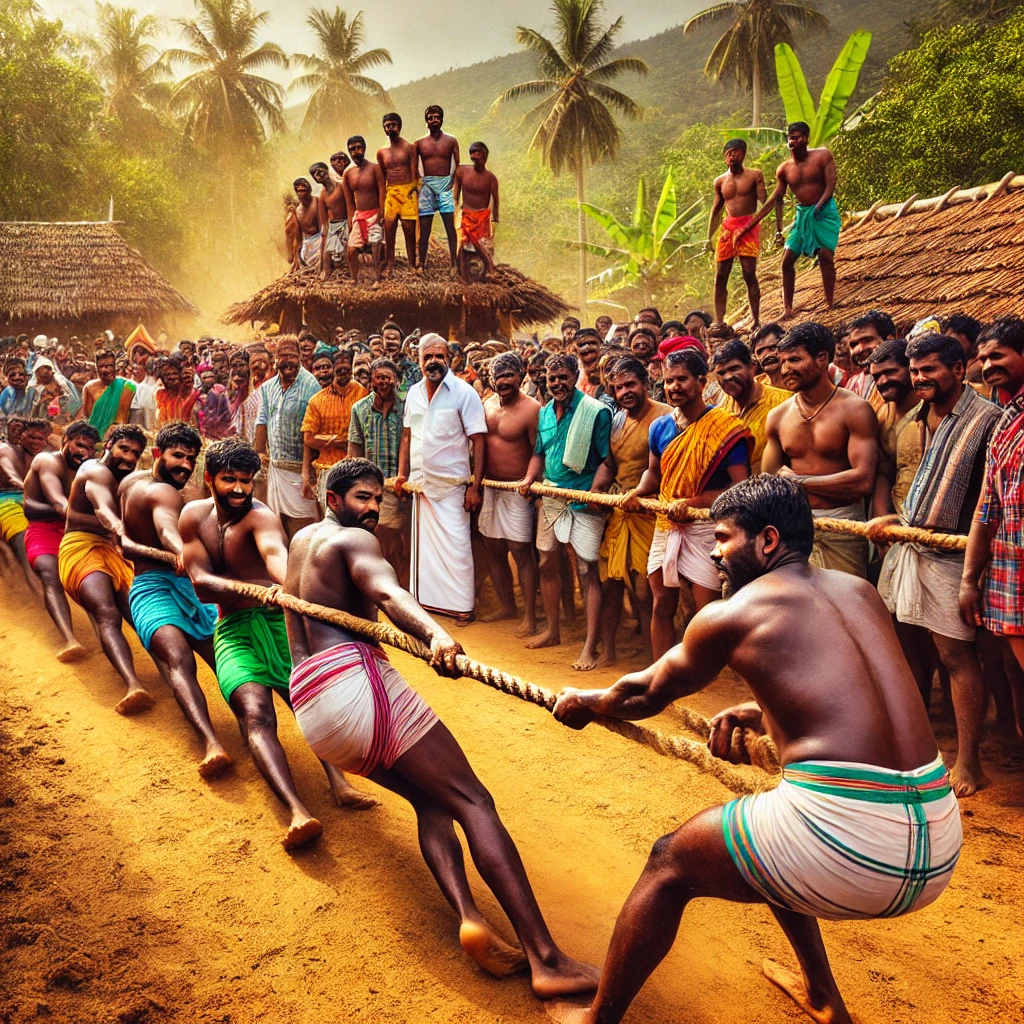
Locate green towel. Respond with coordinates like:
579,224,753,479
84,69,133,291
88,377,135,438
562,392,605,474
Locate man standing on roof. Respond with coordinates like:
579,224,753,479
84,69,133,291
740,122,840,318
377,112,420,275
453,141,500,282
395,334,486,626
416,105,461,271
342,135,386,285
310,161,349,280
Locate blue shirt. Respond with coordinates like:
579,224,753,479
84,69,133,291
535,389,613,490
649,408,748,490
255,367,321,463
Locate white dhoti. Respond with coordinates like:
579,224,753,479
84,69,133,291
878,542,973,641
411,487,475,616
478,487,535,544
809,502,868,578
324,219,348,266
647,522,721,591
536,496,606,563
299,231,320,267
267,460,318,520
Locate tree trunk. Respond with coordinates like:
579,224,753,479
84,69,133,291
576,148,587,319
751,44,761,126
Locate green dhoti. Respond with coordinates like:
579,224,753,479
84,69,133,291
786,197,841,258
213,605,292,704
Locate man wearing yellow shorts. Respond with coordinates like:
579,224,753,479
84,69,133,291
0,417,49,596
378,112,420,275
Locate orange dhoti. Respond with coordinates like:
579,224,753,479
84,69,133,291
459,207,492,253
716,215,760,261
58,530,134,604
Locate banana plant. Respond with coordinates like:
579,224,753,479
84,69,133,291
775,30,872,146
576,173,705,306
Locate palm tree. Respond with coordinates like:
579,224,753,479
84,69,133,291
166,0,288,153
86,3,172,135
492,0,648,316
290,8,392,137
683,0,828,126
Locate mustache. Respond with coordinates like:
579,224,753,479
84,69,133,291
360,511,379,525
425,362,446,374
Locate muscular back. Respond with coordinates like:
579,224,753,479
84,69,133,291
703,563,937,770
121,474,184,574
67,460,117,535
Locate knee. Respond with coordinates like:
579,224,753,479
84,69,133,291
652,591,675,618
537,549,559,576
243,705,276,735
645,832,690,887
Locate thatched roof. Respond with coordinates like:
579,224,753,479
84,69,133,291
0,221,198,326
222,248,569,338
736,172,1024,332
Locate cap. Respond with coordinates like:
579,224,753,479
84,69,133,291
653,335,707,361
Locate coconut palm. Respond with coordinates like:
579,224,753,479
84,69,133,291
290,8,392,137
166,0,288,153
683,0,828,126
492,0,648,316
86,3,172,135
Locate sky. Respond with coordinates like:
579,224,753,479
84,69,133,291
40,0,698,89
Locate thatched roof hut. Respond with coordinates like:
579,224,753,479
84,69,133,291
222,248,570,340
736,172,1024,332
0,221,199,338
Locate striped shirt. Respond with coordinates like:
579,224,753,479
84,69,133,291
349,393,405,478
301,380,369,470
255,368,320,463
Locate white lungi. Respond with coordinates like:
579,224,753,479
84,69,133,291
536,496,606,563
478,487,535,543
647,522,721,591
878,542,973,641
267,460,318,520
324,218,348,265
411,489,475,616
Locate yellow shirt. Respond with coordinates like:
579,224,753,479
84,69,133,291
877,401,923,515
721,382,791,474
301,380,368,470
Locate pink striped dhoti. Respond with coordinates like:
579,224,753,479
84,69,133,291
290,642,438,776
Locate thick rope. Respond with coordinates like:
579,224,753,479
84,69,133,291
125,542,777,794
394,477,967,551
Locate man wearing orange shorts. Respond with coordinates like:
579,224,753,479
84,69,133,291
453,141,499,282
705,138,766,326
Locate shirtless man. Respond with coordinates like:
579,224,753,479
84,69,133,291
120,423,231,778
61,424,153,715
180,437,376,851
377,112,419,274
23,421,100,659
342,136,386,285
416,104,460,270
705,139,766,324
548,474,961,1024
1,418,50,596
283,457,599,1000
741,122,840,317
310,161,348,280
292,177,322,271
453,142,500,282
479,354,540,634
762,322,878,577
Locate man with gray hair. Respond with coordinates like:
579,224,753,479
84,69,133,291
395,333,487,625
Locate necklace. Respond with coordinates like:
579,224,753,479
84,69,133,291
795,384,838,422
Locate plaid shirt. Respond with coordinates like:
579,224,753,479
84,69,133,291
256,368,320,464
975,385,1024,634
348,392,404,477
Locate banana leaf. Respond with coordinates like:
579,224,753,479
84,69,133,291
719,126,787,145
651,173,677,258
632,176,647,229
814,30,872,145
579,202,635,249
774,43,815,127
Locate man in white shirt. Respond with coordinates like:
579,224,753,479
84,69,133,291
395,333,486,625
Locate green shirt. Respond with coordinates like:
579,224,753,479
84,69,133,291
535,388,613,491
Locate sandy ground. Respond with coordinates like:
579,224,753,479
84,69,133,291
1,580,1023,1024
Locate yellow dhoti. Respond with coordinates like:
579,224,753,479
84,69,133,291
59,530,134,604
601,508,655,582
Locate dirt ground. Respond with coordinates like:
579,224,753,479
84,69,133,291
1,580,1023,1024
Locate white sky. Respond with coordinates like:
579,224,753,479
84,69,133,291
41,0,695,90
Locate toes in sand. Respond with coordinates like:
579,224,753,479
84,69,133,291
333,787,381,811
762,960,850,1024
459,921,528,978
572,647,599,672
283,817,323,851
524,630,560,650
544,998,594,1024
56,642,88,664
531,957,601,1001
949,763,989,797
198,750,232,780
115,689,155,716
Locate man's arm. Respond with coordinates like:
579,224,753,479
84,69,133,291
342,173,356,230
815,150,837,213
251,508,290,584
491,172,500,223
760,404,788,475
794,402,878,504
756,169,767,204
705,177,725,248
181,506,235,602
739,166,787,237
554,602,733,728
452,166,463,205
450,137,461,178
0,447,25,489
38,459,69,515
519,451,545,496
317,193,330,272
591,452,617,493
465,432,485,512
394,426,411,495
84,472,125,536
344,530,463,675
301,433,317,499
117,383,135,423
374,162,386,210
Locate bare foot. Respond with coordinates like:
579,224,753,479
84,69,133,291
114,689,155,716
572,644,599,672
198,749,232,780
56,641,88,664
544,998,594,1023
781,307,796,321
762,960,852,1024
531,955,601,1000
459,921,528,977
454,612,476,627
514,617,538,639
525,629,561,650
949,761,989,797
331,776,380,811
283,816,322,851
